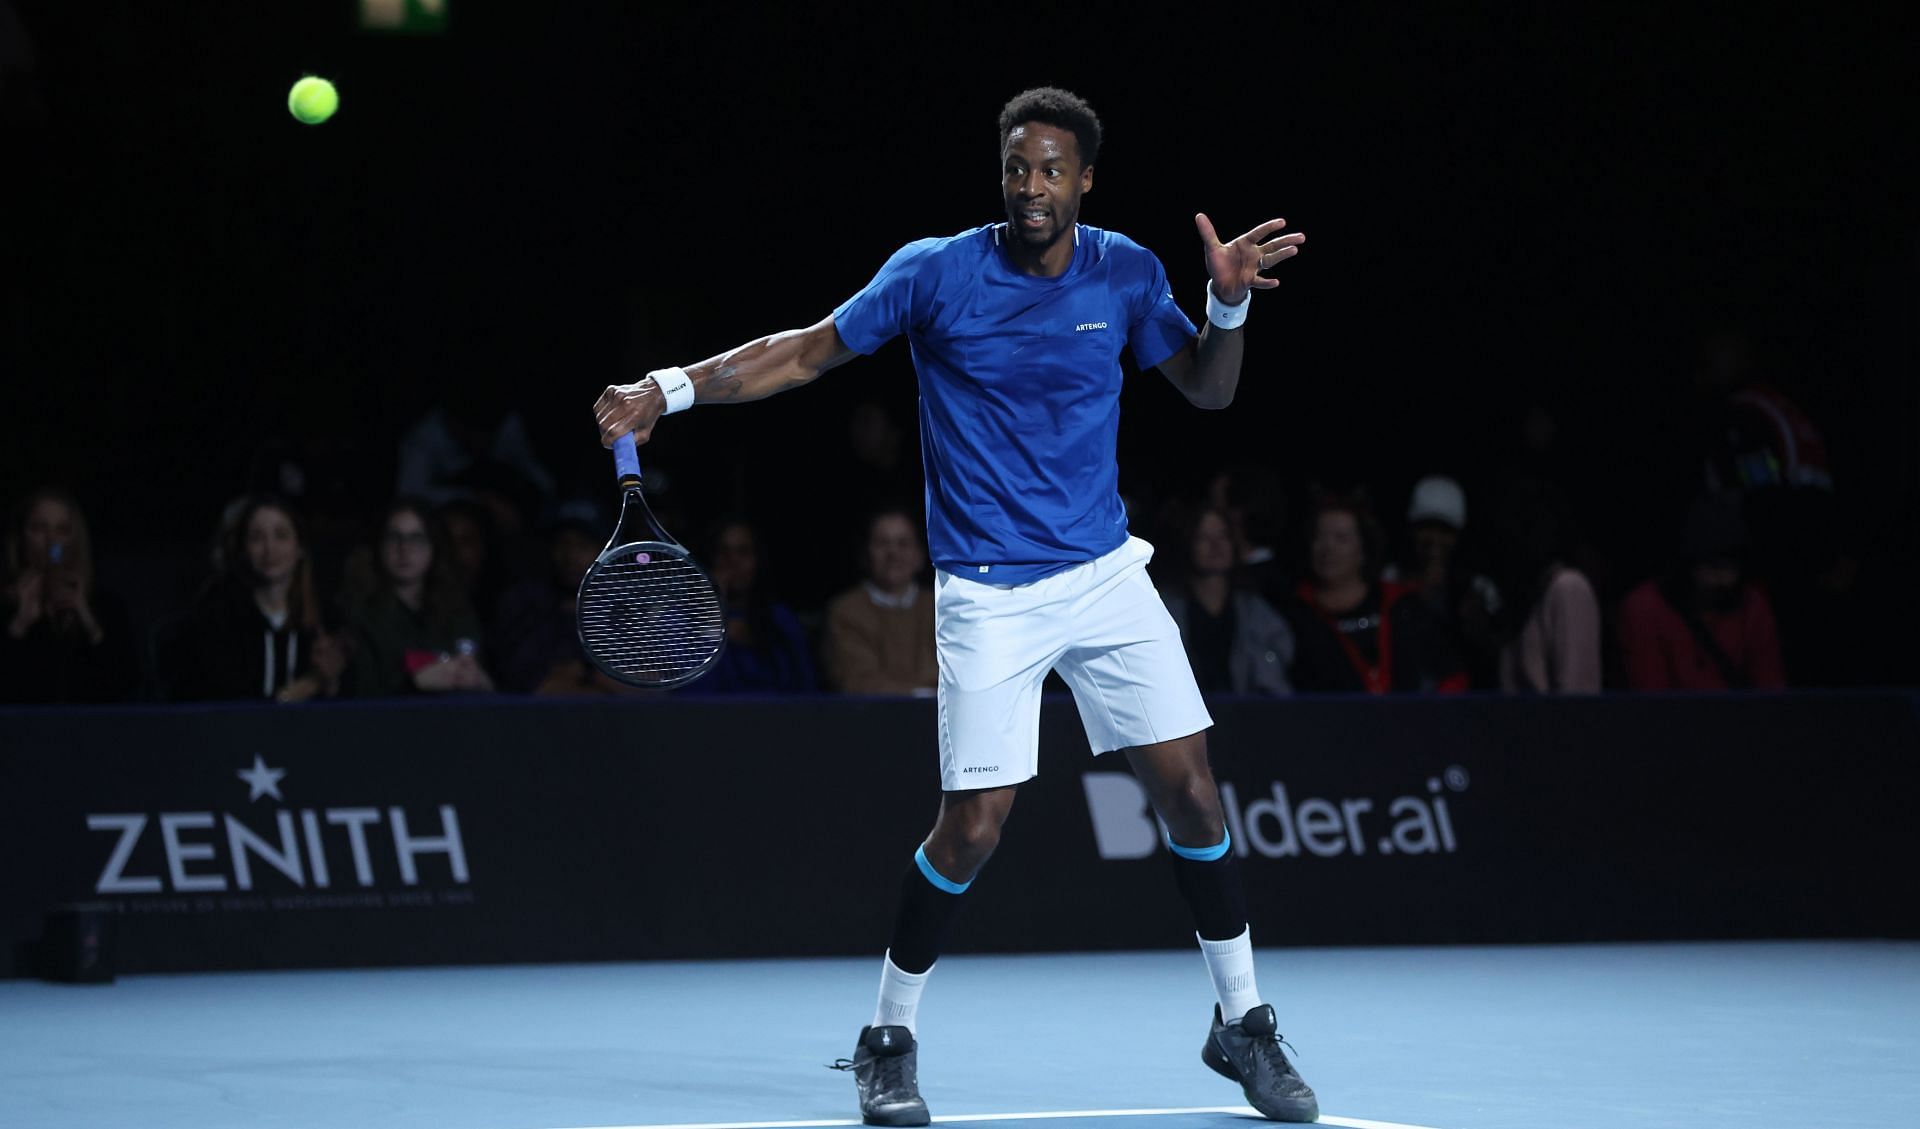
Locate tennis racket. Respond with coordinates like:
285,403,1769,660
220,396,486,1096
575,433,726,688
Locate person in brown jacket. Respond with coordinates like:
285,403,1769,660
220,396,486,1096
824,508,937,695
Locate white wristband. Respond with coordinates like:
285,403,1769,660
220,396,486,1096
650,366,695,414
1205,281,1250,331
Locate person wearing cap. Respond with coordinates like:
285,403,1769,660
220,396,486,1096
1618,493,1785,691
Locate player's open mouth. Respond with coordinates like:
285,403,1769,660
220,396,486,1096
1019,210,1049,229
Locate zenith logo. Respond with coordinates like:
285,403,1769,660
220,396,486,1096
86,756,471,894
1075,321,1109,332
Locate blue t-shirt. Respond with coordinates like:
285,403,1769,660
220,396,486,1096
832,223,1197,584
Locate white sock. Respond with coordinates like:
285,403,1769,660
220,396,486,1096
1197,927,1262,1022
871,952,932,1034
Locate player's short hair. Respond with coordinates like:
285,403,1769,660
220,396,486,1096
998,87,1102,167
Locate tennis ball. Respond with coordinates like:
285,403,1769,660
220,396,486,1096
287,76,338,125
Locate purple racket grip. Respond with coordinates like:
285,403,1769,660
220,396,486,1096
613,431,641,481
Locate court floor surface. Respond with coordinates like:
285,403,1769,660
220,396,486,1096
3,940,1915,1129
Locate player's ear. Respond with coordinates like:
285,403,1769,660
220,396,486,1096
1081,164,1094,193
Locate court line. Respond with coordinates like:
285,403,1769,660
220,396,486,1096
552,1108,1444,1129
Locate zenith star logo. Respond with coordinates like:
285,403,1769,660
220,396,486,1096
1075,321,1109,332
86,757,471,895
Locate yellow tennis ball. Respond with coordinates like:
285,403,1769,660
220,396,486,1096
288,76,338,125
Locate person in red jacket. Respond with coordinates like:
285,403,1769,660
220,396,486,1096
1619,493,1785,691
1281,493,1467,695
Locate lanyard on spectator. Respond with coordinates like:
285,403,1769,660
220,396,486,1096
1301,582,1393,695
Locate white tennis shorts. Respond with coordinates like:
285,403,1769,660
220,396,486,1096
933,536,1214,791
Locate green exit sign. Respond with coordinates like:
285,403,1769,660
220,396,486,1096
359,0,449,34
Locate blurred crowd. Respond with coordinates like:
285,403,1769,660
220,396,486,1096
0,341,1897,706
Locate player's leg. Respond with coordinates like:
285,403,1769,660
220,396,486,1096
879,784,1018,1021
839,570,1054,1127
1055,538,1317,1121
1123,734,1259,1012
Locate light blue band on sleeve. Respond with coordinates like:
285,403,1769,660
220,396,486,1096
914,844,972,894
1166,828,1232,862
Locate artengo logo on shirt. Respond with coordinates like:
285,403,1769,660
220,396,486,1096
1075,322,1109,332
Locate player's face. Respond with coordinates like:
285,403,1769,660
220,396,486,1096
1001,122,1093,248
381,510,434,587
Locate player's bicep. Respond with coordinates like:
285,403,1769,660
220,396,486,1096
806,317,860,376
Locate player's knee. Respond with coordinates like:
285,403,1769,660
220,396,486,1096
949,811,1004,858
1158,777,1226,846
929,806,1006,873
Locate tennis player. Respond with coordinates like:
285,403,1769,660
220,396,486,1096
594,87,1314,1124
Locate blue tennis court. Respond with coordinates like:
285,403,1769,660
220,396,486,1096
5,940,1914,1129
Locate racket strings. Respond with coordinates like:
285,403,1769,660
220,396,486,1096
578,551,725,684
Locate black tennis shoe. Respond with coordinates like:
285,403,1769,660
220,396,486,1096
830,1024,930,1127
1202,1003,1320,1122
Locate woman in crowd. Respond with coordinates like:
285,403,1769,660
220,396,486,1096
158,495,345,703
1484,480,1603,695
1282,493,1467,694
339,500,493,697
687,517,816,694
0,488,138,703
1159,506,1293,696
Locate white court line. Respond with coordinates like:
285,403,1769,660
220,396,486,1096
551,1108,1445,1129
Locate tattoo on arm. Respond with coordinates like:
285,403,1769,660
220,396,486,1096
708,365,743,402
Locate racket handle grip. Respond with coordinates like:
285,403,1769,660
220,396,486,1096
613,432,641,481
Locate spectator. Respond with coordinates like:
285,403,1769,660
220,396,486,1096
1282,493,1466,694
1384,475,1503,688
1484,480,1603,695
0,488,137,703
688,517,817,694
491,507,611,695
1204,463,1291,606
339,500,493,698
1160,506,1293,696
436,499,496,604
157,495,345,703
824,509,937,694
1619,492,1785,691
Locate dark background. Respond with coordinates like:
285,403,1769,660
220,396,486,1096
4,2,1916,634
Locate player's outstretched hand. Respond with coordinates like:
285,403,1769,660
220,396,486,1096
1196,213,1305,306
594,379,667,447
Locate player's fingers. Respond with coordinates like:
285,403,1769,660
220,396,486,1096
1257,245,1301,269
1241,217,1288,243
1194,212,1221,246
1260,233,1306,250
1252,277,1282,290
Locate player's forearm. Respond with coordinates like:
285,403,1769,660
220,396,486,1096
1185,322,1245,409
686,327,832,404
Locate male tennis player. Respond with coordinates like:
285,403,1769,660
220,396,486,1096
594,88,1313,1124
